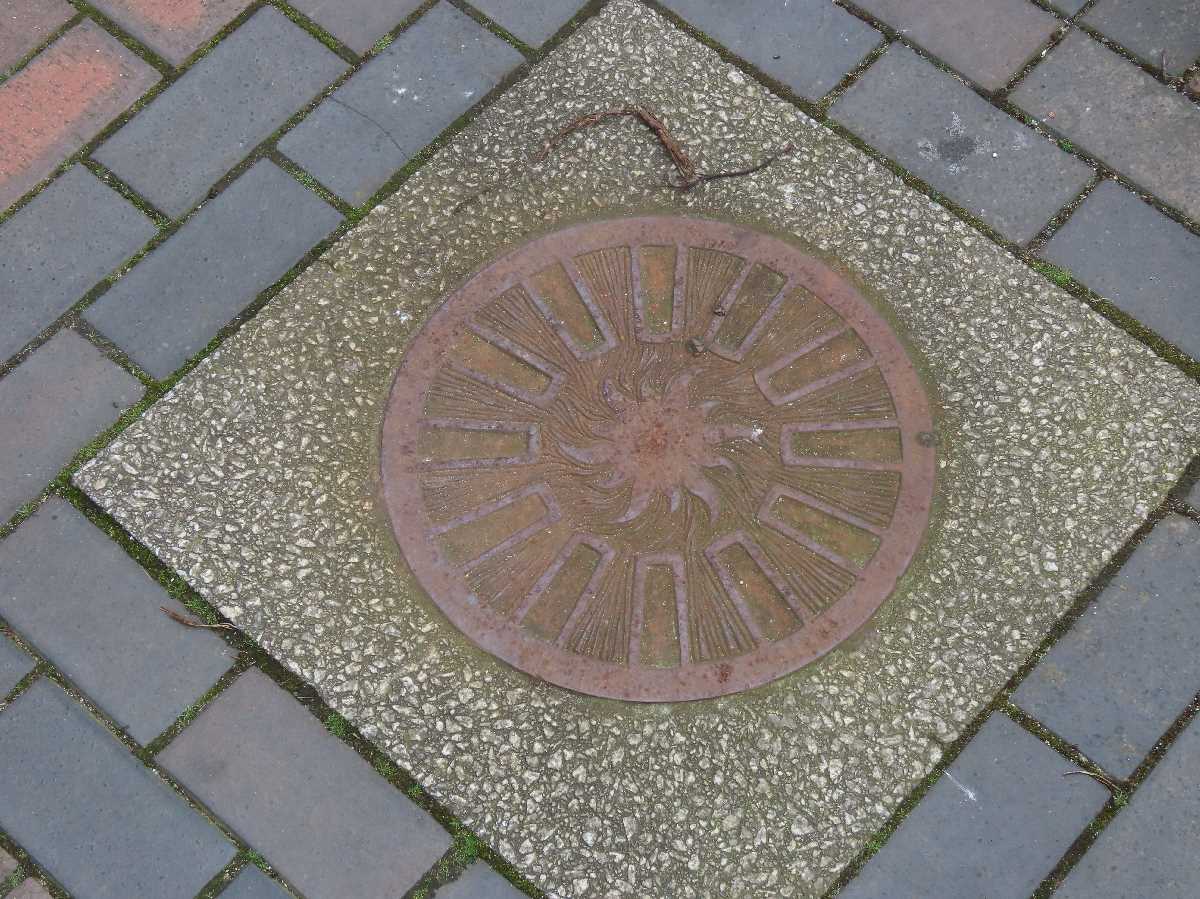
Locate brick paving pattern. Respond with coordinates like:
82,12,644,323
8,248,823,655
0,165,156,362
0,0,1197,896
0,21,158,210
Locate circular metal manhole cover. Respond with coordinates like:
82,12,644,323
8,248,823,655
382,217,935,701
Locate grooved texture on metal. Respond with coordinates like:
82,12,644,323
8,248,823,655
382,217,935,700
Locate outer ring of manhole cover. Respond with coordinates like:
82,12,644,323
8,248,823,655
381,216,936,702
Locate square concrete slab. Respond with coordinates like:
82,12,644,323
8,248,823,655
77,2,1200,896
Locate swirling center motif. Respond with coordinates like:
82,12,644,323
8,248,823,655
562,374,741,523
382,217,936,702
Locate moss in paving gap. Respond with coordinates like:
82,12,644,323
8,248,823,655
448,0,537,60
816,35,892,115
1026,173,1102,256
143,661,250,757
80,158,172,227
271,0,360,64
192,855,249,899
323,711,350,738
0,826,70,899
0,10,86,86
67,0,174,74
266,149,357,219
1030,260,1076,289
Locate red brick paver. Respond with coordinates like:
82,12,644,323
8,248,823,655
90,0,254,66
0,0,75,72
0,21,158,212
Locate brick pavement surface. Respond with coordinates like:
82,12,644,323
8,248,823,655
838,715,1109,899
159,669,450,898
1055,716,1200,899
660,0,880,100
288,0,424,54
0,679,233,898
1042,179,1200,359
0,329,140,520
470,0,589,46
0,21,158,211
1014,515,1200,777
1011,30,1200,225
279,2,523,206
85,159,342,379
0,0,74,72
94,7,347,218
1081,0,1200,76
853,0,1059,91
830,43,1092,242
0,1,1199,896
219,864,291,899
0,497,236,743
89,0,254,66
0,165,156,363
0,635,34,697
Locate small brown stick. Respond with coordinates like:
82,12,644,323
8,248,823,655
160,606,235,631
534,104,793,191
1063,769,1121,794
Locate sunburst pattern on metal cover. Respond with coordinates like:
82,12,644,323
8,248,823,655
382,217,936,701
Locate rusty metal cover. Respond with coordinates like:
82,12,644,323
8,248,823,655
381,217,935,701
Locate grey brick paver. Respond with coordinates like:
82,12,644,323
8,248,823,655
89,0,253,67
1055,717,1200,899
659,0,880,101
0,329,141,521
0,678,233,899
159,669,450,899
0,497,236,744
1013,515,1200,777
0,165,156,363
220,865,290,899
287,0,423,54
1011,30,1200,224
93,8,347,218
838,715,1109,899
84,160,342,379
830,43,1093,242
439,862,524,899
1042,180,1200,359
853,0,1059,91
0,634,34,696
1082,0,1200,76
470,0,586,46
279,2,523,206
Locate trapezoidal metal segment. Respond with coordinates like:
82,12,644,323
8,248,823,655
381,217,936,701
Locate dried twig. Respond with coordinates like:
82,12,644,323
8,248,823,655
160,606,235,631
1064,769,1121,794
533,104,794,191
